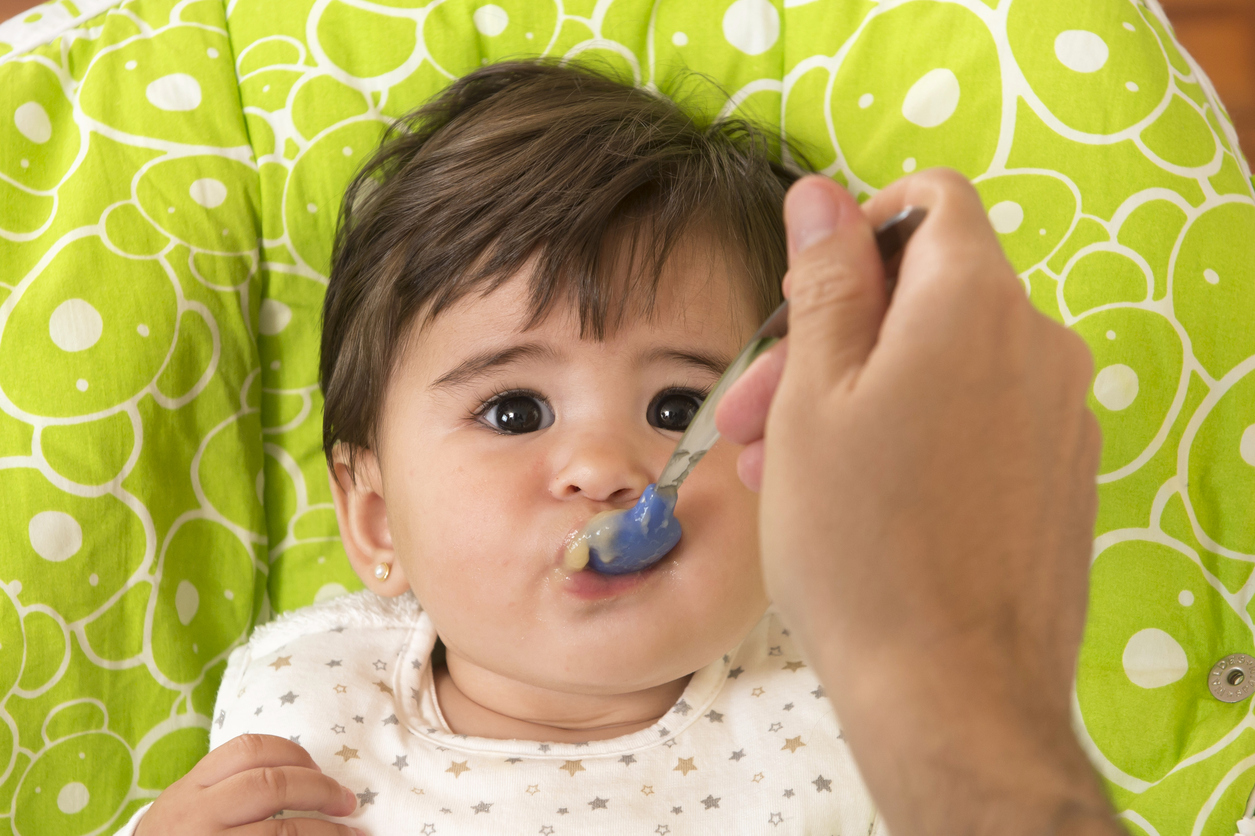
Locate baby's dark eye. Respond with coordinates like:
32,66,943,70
648,390,704,432
480,393,554,434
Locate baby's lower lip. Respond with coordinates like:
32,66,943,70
562,559,665,600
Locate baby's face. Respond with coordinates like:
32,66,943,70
370,239,768,695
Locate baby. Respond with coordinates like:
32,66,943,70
120,59,883,835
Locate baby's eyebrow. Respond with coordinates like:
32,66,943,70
642,348,732,377
428,342,559,391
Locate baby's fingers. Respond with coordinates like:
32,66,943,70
192,734,322,787
232,818,365,836
213,765,358,827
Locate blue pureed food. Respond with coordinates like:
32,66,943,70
563,484,681,575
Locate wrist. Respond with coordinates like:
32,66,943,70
860,731,1118,836
790,619,1114,836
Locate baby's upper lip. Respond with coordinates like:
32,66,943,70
554,516,590,569
555,527,583,570
552,506,628,570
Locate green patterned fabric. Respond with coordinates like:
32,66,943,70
0,0,1251,833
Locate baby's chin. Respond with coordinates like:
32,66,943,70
516,602,763,696
517,639,718,698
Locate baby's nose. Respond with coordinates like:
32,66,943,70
549,431,654,504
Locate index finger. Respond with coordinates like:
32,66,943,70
189,734,321,787
857,169,1023,337
862,167,996,241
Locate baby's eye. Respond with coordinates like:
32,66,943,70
480,392,555,434
648,389,704,432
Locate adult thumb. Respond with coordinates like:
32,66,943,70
783,176,886,389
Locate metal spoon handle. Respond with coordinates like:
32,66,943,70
656,206,927,491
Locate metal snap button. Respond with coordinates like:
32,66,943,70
1209,654,1255,703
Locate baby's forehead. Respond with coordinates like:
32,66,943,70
390,264,757,392
414,244,762,347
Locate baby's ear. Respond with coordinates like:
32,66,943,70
328,447,410,596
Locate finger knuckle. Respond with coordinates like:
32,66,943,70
258,766,289,802
919,166,968,191
788,262,869,316
1086,408,1102,439
1066,330,1095,379
233,733,268,762
997,272,1033,309
916,168,982,211
1034,318,1089,383
272,820,301,836
1085,410,1104,458
1064,338,1096,405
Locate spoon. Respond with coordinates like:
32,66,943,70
564,206,929,575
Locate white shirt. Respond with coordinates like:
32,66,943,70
117,590,884,835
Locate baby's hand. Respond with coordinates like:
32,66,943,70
134,734,362,836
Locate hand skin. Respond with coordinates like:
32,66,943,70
715,170,1121,836
134,734,363,836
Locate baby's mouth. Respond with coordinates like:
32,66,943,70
556,547,670,600
560,485,682,575
561,509,622,572
554,511,682,602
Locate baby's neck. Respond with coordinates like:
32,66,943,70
432,651,690,743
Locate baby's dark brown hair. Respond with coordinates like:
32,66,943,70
321,57,812,473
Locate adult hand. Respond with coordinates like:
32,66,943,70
134,734,362,836
716,170,1115,836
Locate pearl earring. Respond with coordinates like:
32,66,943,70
373,562,391,581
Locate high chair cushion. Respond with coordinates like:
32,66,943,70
0,0,1253,833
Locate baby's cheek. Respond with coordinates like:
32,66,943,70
674,467,766,614
684,449,760,556
414,560,534,663
687,529,766,611
399,519,523,638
